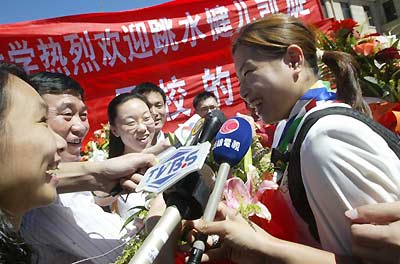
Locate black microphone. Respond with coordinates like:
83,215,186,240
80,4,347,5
163,109,227,220
130,110,226,264
187,116,253,264
193,110,227,145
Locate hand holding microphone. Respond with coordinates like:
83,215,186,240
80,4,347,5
130,110,226,264
187,116,253,264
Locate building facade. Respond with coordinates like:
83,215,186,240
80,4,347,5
321,0,400,34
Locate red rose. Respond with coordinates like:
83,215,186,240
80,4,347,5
331,18,358,33
375,47,400,63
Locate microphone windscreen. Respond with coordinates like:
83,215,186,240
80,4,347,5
213,117,252,166
198,109,227,144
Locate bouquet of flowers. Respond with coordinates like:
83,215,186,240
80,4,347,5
317,18,400,102
112,133,278,264
81,123,110,161
82,122,293,264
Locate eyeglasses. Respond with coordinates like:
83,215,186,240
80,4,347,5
199,105,219,113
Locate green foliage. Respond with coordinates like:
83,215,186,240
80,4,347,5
113,233,146,264
113,206,149,264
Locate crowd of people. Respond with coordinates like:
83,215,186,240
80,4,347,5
0,12,399,264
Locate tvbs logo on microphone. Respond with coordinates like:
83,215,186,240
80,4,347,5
136,142,211,194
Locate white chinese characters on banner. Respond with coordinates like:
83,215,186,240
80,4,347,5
94,29,126,67
149,18,179,55
286,0,310,17
37,37,69,75
202,65,233,106
8,40,39,74
206,5,233,41
179,12,206,47
121,22,154,60
234,0,251,31
63,31,100,75
255,0,279,17
159,76,191,121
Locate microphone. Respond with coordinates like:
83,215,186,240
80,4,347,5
130,110,226,264
163,109,226,220
194,109,227,145
187,116,252,264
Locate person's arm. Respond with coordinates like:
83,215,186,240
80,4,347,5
346,202,400,264
56,153,156,193
191,203,355,264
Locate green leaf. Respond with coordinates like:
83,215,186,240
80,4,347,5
127,205,147,212
243,147,252,173
120,207,148,232
167,132,175,145
360,77,384,97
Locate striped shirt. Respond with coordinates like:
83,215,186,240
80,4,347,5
22,191,143,264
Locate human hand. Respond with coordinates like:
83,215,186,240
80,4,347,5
190,202,276,264
346,202,400,264
96,153,156,192
143,138,171,155
236,112,257,138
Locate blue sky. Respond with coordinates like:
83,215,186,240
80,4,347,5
1,0,170,24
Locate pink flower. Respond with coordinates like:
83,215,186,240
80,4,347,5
353,42,377,56
223,164,278,220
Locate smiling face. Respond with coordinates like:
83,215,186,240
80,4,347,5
144,91,166,134
111,98,155,153
41,93,89,162
0,75,65,218
234,45,302,124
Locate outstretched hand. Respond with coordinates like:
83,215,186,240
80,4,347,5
97,153,156,192
346,202,400,264
190,203,275,264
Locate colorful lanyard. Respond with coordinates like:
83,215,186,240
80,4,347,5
273,81,336,171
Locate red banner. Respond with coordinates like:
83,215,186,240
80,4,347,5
0,0,324,143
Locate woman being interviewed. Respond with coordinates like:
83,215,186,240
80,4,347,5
0,63,65,262
192,13,400,264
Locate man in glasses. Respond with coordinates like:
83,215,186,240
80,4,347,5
193,91,220,118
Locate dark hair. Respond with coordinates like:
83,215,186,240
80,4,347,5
0,63,32,154
30,72,84,100
133,82,166,104
193,91,218,110
107,93,151,158
0,209,33,263
0,62,31,86
233,13,370,115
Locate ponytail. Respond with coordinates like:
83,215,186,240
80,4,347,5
321,51,371,116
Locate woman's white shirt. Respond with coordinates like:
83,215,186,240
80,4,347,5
278,103,400,254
